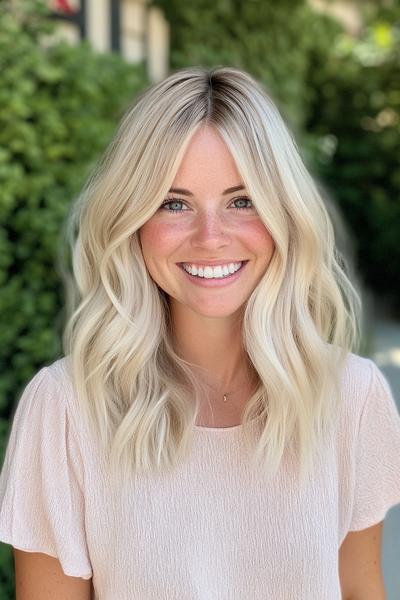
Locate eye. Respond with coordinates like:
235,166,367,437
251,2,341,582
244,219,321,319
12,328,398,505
159,198,189,213
230,196,254,211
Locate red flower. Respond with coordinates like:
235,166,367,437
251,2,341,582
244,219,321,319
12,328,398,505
54,0,78,15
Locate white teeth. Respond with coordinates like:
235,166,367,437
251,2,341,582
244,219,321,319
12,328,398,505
182,262,243,279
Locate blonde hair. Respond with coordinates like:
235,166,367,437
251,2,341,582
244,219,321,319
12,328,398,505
61,66,361,489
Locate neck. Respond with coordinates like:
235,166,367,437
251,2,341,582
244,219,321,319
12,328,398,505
170,304,254,391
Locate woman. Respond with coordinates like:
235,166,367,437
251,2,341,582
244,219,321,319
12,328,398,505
1,66,400,599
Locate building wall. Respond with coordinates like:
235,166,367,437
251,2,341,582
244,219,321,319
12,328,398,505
51,0,169,82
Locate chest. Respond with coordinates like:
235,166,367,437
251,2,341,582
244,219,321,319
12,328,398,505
82,432,342,599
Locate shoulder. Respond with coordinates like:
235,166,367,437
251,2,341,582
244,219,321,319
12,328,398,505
44,355,74,390
340,351,395,400
339,351,379,405
15,356,83,436
337,353,400,538
336,352,390,430
340,351,374,387
22,355,74,396
36,355,78,403
337,351,399,442
0,357,94,582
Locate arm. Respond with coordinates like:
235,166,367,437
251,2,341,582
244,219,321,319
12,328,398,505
339,521,386,600
14,549,93,600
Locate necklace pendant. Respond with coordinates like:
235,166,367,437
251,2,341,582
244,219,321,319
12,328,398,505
223,394,228,402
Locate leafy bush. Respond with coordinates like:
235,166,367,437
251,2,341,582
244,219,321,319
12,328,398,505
304,4,400,311
0,2,147,594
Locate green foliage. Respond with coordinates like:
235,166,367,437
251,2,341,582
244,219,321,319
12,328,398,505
0,1,146,401
0,538,14,600
304,3,400,309
0,0,148,594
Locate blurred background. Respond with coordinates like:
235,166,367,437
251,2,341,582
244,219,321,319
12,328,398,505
0,0,399,597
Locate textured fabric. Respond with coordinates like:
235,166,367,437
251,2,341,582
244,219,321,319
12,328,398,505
1,353,400,599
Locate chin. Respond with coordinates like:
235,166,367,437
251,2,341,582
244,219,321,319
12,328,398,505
190,302,247,320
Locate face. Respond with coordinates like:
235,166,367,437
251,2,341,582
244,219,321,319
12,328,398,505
139,126,275,321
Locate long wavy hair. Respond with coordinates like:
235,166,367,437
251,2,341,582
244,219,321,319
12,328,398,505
61,66,361,489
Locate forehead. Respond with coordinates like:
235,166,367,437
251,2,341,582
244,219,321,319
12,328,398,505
171,126,242,191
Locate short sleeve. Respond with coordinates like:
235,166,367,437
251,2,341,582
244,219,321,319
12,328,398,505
0,366,93,579
349,360,400,531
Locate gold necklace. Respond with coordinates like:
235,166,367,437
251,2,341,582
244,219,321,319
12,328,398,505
222,385,248,402
214,375,257,402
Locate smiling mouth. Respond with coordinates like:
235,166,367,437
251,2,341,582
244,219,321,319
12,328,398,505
178,261,248,280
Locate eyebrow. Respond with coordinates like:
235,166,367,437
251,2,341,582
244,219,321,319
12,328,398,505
167,185,246,196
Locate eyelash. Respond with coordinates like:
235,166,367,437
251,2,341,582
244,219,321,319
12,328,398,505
160,196,254,214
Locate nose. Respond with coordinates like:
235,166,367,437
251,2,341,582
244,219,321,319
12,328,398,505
190,210,230,251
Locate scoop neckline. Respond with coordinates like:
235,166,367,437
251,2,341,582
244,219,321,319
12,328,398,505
194,416,262,432
194,423,243,432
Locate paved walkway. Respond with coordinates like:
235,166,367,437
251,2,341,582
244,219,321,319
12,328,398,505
369,317,400,599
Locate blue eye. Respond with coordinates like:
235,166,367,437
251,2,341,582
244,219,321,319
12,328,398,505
159,196,254,214
231,196,254,211
160,199,189,213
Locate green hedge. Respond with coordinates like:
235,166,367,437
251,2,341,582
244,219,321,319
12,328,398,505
0,3,147,595
0,3,147,405
304,4,400,310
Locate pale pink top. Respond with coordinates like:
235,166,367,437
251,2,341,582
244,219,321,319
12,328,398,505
1,353,400,599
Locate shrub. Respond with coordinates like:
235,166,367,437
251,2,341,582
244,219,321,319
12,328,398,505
304,4,400,310
0,3,147,594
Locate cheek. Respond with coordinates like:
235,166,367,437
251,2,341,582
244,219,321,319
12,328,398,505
140,221,182,259
243,220,275,255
